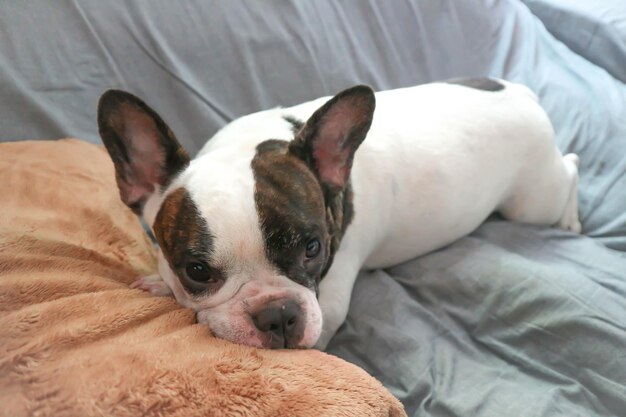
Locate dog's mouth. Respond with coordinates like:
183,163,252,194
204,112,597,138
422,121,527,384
196,303,320,349
198,320,308,349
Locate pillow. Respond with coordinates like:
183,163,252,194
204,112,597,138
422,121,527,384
0,139,405,417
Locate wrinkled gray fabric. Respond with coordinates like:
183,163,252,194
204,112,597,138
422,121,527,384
2,1,626,416
328,220,626,416
523,0,626,83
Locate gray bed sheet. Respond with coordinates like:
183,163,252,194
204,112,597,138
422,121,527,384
329,221,626,416
523,0,626,83
1,1,626,416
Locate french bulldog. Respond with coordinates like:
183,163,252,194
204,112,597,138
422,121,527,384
97,78,580,350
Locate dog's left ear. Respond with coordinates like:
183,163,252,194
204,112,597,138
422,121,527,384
288,85,375,192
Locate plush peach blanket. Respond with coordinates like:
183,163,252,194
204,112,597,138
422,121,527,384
0,139,405,417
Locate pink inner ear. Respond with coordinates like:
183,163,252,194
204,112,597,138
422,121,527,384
118,178,153,207
313,140,351,189
122,104,167,188
312,99,368,189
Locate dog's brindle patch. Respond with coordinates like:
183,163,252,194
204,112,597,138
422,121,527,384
446,77,505,92
251,140,354,293
153,187,220,295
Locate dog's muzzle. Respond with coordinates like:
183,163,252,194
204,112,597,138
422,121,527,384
251,299,303,349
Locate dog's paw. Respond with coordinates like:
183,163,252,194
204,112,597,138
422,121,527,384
562,218,582,234
557,153,582,234
130,274,173,296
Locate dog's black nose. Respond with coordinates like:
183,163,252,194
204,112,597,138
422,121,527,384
252,300,301,348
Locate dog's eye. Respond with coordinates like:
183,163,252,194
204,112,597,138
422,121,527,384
185,262,213,283
305,238,321,258
180,259,225,295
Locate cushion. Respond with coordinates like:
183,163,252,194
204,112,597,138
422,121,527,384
0,139,405,417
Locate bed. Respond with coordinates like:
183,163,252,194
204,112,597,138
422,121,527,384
1,1,625,415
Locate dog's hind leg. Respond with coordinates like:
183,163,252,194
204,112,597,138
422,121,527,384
499,152,581,233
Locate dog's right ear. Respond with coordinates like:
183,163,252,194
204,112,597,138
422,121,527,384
97,90,190,214
288,85,375,194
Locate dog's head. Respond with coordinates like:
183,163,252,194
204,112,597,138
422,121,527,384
97,86,375,348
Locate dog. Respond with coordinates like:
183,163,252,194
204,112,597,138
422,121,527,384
97,78,580,350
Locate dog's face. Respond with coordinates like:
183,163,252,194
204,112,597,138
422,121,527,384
97,86,375,348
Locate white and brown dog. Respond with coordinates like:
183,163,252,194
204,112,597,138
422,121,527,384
98,78,580,350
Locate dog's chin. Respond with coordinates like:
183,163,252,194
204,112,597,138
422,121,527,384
196,310,321,349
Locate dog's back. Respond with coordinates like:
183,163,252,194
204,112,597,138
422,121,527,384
198,79,577,269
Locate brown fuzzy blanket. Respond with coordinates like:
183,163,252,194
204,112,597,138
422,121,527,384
0,139,405,417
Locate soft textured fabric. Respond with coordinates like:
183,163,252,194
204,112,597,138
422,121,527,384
0,139,405,417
